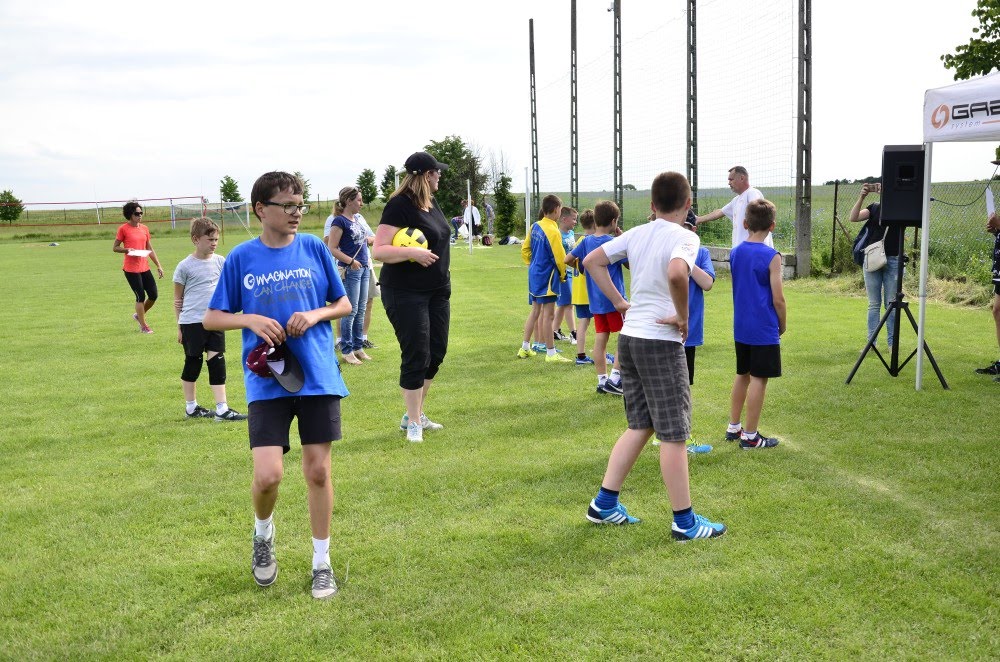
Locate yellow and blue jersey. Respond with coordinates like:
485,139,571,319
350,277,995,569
522,217,566,297
570,235,589,306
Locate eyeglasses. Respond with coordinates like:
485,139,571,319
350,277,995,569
133,211,144,217
261,201,310,215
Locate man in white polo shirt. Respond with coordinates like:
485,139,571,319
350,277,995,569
696,165,773,249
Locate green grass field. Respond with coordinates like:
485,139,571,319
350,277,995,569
1,236,997,659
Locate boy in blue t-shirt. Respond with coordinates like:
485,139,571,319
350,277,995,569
570,201,626,394
204,171,352,599
726,198,786,450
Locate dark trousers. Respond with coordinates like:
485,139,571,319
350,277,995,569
382,283,451,390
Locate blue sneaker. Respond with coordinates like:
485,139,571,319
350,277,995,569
671,514,726,541
686,441,713,454
596,380,623,396
605,353,615,363
586,500,640,524
575,355,595,365
530,342,546,352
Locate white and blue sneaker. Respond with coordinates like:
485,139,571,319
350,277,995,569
671,514,726,541
586,500,640,525
575,355,595,365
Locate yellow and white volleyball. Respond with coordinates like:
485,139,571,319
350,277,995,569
391,227,429,251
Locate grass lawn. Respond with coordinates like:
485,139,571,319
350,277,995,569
0,235,996,659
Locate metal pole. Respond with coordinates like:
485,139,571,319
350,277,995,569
529,18,540,216
570,0,579,210
794,0,813,276
831,182,838,276
916,142,933,390
612,0,623,215
525,166,531,236
687,0,698,210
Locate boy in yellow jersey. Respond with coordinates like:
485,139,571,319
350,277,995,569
518,194,572,363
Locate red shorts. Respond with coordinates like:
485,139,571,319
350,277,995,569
593,311,624,334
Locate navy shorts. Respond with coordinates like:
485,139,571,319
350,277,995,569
575,304,593,319
248,395,342,454
735,342,782,378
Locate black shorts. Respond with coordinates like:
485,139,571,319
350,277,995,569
248,395,342,454
735,342,782,378
123,270,157,303
180,323,225,356
685,345,697,385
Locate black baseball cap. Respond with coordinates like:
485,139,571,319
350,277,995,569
404,151,449,175
246,341,304,393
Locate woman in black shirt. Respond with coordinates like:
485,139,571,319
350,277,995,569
372,151,452,443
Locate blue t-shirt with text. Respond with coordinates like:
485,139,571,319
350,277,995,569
208,233,349,404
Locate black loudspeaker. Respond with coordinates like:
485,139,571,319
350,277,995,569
880,145,926,227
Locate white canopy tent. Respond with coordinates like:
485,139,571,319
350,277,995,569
916,71,1000,389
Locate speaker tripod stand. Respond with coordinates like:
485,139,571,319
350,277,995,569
845,225,948,388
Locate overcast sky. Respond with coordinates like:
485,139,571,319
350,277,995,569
0,0,991,206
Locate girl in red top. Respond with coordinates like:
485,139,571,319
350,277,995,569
113,201,164,333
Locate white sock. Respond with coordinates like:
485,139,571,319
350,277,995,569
254,515,273,539
599,374,608,385
742,430,758,440
312,537,331,570
728,422,742,432
522,341,530,351
610,369,621,383
185,400,198,415
547,348,557,357
216,402,228,415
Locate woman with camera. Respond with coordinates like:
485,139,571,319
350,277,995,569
849,183,903,351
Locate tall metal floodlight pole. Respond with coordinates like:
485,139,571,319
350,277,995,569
570,0,579,210
686,0,698,210
529,19,540,221
612,0,623,214
795,0,812,277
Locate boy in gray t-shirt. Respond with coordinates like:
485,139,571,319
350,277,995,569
172,218,246,422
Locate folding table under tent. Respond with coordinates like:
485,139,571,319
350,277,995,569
917,71,1000,389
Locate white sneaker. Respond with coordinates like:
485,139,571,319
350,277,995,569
406,421,423,443
400,413,443,431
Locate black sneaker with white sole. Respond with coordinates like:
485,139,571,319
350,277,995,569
974,360,1000,375
215,409,248,422
597,380,624,396
186,405,213,419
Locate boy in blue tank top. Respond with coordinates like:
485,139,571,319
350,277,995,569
726,198,786,450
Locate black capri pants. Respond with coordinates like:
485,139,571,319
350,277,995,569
124,270,157,303
381,283,450,390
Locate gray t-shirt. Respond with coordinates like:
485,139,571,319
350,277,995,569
173,253,225,324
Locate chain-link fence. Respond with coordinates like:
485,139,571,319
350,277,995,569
818,180,998,285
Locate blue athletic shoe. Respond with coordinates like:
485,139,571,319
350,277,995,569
671,514,726,541
575,355,595,365
530,342,546,352
605,353,615,363
586,500,640,524
739,433,779,450
686,441,713,454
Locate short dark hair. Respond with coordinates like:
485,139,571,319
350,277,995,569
251,172,304,220
122,200,143,220
560,206,578,219
539,194,562,219
745,198,776,232
729,165,749,177
650,172,691,214
594,200,620,228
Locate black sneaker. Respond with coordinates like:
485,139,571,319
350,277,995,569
570,330,577,342
215,408,248,422
361,338,376,349
725,427,743,441
186,405,213,419
252,527,277,587
739,433,779,450
974,360,1000,375
597,380,624,396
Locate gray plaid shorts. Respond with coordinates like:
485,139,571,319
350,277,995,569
619,334,691,443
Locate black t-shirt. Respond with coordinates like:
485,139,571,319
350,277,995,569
992,230,1000,284
378,194,451,291
866,203,902,257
